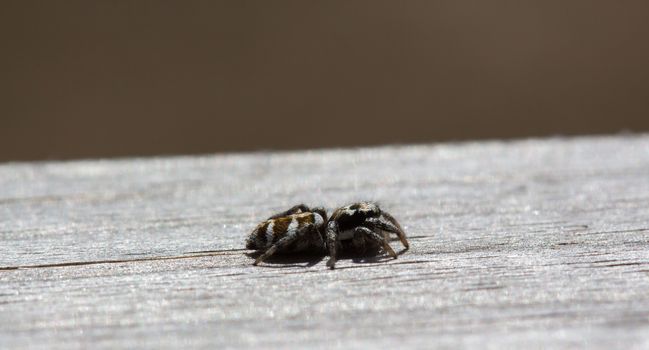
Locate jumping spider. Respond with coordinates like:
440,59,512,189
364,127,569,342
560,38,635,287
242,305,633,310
245,202,409,269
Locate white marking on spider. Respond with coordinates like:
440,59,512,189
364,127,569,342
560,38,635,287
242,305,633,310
265,221,275,247
314,212,324,227
287,217,298,234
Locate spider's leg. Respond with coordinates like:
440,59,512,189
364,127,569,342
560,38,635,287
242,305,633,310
312,224,326,251
367,214,409,249
355,226,397,259
267,204,311,220
253,223,312,265
325,221,338,269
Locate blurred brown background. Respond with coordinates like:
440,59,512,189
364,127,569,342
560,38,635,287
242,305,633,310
2,1,648,162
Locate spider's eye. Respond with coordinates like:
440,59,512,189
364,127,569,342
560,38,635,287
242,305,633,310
363,203,379,216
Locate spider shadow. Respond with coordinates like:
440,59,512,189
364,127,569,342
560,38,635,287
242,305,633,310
348,246,410,265
245,251,325,268
247,244,409,268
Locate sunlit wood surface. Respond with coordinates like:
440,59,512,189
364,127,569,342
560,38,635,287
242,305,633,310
2,135,649,349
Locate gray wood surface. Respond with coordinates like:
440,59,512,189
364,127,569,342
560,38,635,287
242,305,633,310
2,135,649,349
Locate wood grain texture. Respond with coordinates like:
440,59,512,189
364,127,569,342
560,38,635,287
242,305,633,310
1,135,649,349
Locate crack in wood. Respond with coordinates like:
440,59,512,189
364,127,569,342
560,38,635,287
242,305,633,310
0,248,248,271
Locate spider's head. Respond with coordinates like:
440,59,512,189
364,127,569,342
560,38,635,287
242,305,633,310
348,201,380,217
337,201,380,225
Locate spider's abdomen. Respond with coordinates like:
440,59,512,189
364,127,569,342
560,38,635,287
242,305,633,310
246,211,324,250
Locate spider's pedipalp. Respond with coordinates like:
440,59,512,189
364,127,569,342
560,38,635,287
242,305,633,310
355,226,397,258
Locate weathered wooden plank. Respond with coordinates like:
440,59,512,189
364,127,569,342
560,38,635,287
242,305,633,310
1,135,649,349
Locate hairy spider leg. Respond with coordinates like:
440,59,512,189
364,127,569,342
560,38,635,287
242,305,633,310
368,214,409,249
325,221,338,269
253,223,316,265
